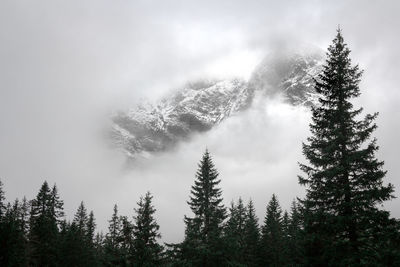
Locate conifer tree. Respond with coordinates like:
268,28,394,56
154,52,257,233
29,181,64,266
119,215,134,265
0,200,29,266
104,204,122,266
62,201,95,266
260,194,284,267
224,198,247,265
86,210,98,265
287,200,303,266
243,199,260,267
50,184,64,226
59,221,83,266
19,196,30,237
0,180,5,218
94,232,106,265
74,201,88,233
299,28,397,265
181,150,227,266
132,192,163,266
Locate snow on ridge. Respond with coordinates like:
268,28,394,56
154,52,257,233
111,48,324,159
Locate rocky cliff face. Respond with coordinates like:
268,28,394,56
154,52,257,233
111,48,324,158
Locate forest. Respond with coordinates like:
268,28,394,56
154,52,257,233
1,30,400,267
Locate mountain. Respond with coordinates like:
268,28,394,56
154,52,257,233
111,48,324,158
249,46,324,105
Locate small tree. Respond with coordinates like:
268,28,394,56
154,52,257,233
224,198,247,265
103,204,122,266
243,199,260,267
132,192,162,266
29,181,63,266
181,150,227,266
260,194,284,267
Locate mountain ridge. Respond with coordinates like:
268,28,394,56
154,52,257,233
111,48,324,158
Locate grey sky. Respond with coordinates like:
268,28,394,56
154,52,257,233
0,0,399,243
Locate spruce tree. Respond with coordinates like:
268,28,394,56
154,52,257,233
0,180,5,218
242,199,260,267
104,204,122,266
260,194,284,267
119,215,134,265
0,200,29,266
59,221,83,266
132,192,163,266
86,211,98,265
224,198,247,265
29,181,64,266
299,28,396,265
287,200,303,266
181,150,227,266
65,201,94,266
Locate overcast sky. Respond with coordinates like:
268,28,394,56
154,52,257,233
1,0,400,243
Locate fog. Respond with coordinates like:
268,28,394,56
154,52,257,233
0,0,400,243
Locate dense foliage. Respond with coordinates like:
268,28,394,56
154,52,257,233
1,29,399,266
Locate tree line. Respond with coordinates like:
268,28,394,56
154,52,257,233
1,29,400,266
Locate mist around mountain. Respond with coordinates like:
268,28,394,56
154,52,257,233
111,47,324,159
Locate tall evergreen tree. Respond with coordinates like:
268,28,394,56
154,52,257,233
260,194,284,267
29,181,64,266
243,199,260,267
180,150,227,266
299,28,397,265
132,192,163,266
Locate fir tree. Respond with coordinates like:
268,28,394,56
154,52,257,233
29,181,64,266
224,198,247,265
103,204,122,266
132,191,163,266
74,201,88,234
0,180,5,218
260,194,284,267
287,200,303,266
242,199,260,267
60,201,95,266
299,28,397,265
86,210,98,265
119,215,134,265
0,200,29,266
180,150,227,266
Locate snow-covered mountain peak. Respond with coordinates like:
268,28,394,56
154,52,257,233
111,47,324,158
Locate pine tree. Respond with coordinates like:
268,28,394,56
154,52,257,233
29,181,64,266
180,150,227,266
299,28,397,265
260,194,284,267
132,192,163,266
243,199,260,267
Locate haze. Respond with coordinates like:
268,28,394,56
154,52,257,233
1,0,399,243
